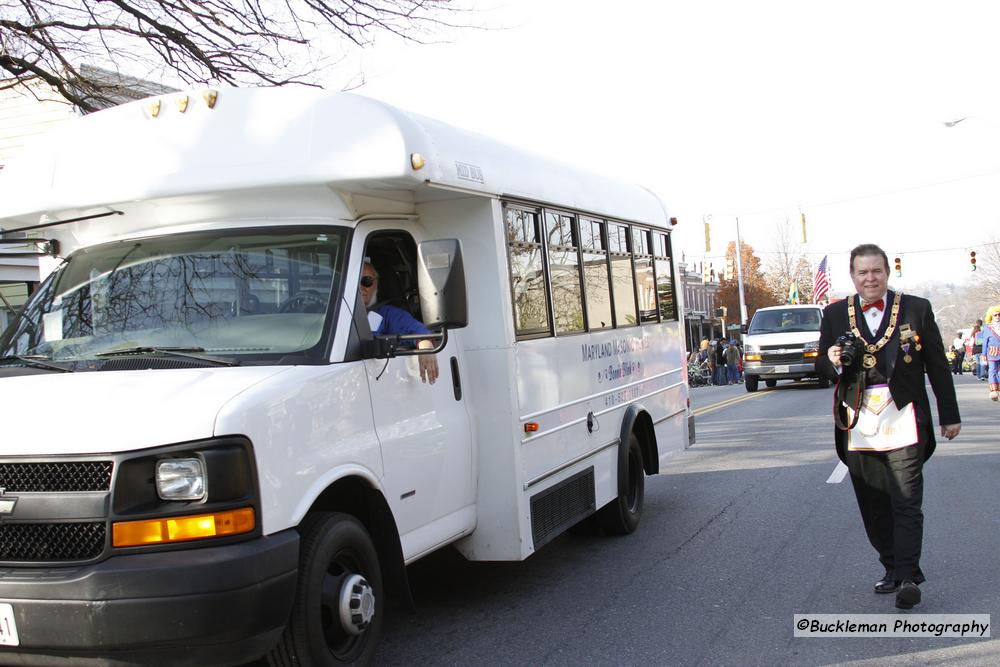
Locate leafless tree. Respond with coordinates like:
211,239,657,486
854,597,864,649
762,217,815,303
977,234,1000,305
1,0,472,111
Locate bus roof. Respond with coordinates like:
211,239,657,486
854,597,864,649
0,87,670,229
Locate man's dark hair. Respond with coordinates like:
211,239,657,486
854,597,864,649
849,243,890,273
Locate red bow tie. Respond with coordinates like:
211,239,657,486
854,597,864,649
862,298,884,313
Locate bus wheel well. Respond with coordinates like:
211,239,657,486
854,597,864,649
305,476,413,610
632,411,658,475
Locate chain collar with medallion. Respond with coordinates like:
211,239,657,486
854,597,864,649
847,292,902,369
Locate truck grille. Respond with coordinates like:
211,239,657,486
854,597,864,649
761,353,804,364
0,522,106,561
0,461,113,492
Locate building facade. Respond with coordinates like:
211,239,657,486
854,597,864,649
679,261,723,355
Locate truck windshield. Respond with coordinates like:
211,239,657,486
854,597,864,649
748,309,822,334
0,227,347,365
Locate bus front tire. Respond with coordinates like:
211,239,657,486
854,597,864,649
269,512,383,667
598,432,645,535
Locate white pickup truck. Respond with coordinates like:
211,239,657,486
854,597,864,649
741,304,830,392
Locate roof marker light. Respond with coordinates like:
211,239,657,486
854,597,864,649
147,100,161,118
411,153,427,170
177,95,189,113
203,90,218,109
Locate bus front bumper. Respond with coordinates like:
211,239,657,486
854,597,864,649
0,530,298,666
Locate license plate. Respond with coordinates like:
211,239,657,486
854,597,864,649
0,603,19,646
774,365,789,374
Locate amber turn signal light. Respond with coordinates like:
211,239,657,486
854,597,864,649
113,507,255,547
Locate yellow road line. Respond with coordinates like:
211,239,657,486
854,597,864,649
691,391,765,417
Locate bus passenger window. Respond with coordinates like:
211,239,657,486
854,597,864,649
581,218,612,330
633,227,658,323
654,232,678,321
545,211,584,335
506,207,551,337
608,223,637,327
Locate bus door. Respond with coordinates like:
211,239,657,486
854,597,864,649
359,227,476,548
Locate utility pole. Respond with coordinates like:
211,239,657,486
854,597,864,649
735,217,748,326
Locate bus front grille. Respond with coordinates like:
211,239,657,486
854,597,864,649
0,461,113,492
0,522,106,562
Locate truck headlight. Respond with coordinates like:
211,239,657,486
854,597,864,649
744,343,760,361
803,341,820,358
156,458,207,500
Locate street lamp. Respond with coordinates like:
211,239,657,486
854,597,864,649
943,115,1000,131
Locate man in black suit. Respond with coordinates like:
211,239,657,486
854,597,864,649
818,244,961,610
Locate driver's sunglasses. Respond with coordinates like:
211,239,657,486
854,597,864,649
360,275,377,288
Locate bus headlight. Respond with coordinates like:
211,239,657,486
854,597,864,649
803,341,820,358
156,458,207,500
744,344,761,362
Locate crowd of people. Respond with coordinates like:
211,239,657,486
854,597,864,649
947,307,1000,401
688,337,743,385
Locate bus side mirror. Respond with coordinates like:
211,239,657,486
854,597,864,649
740,324,748,334
417,239,468,329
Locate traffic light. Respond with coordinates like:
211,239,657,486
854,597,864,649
724,256,736,280
894,256,901,277
704,221,711,252
971,250,977,271
800,212,807,243
702,261,711,283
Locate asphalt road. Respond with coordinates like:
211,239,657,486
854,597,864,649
369,375,1000,666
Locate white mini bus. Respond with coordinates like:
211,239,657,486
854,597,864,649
0,88,691,665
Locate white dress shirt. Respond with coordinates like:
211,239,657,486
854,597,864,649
862,292,887,337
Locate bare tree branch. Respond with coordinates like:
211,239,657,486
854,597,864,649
1,0,474,111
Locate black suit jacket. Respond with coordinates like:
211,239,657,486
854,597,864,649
818,291,960,463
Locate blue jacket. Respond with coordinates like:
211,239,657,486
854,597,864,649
372,304,430,336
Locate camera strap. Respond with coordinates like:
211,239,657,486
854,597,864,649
834,369,865,430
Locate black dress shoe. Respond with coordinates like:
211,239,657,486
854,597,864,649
874,573,899,594
896,580,921,609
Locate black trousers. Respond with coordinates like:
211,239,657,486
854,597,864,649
845,434,928,584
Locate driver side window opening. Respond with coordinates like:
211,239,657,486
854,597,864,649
361,231,428,334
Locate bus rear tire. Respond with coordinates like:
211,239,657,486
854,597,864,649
598,432,644,535
269,512,383,667
745,376,759,392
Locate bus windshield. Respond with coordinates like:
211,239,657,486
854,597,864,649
0,227,347,365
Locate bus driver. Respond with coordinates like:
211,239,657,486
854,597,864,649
360,259,439,384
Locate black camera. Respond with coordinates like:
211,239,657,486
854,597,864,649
835,332,865,368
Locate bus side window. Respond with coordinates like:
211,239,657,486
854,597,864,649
506,206,551,338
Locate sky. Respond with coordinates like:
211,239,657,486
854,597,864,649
326,0,1000,298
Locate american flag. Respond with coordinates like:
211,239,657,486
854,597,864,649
813,255,830,303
